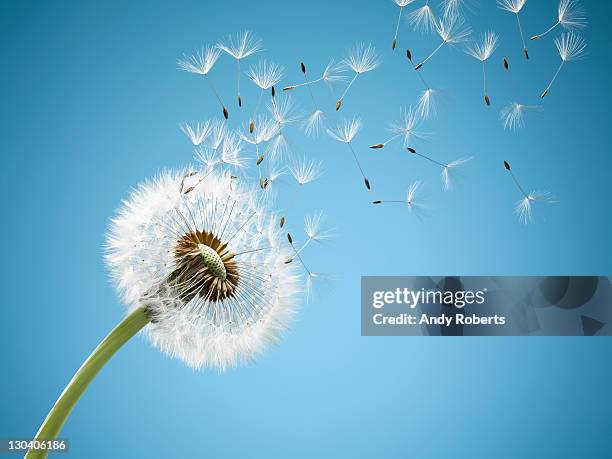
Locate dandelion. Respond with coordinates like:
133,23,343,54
336,43,380,111
370,106,427,150
27,169,301,453
407,0,437,33
414,12,471,70
417,88,439,119
302,109,325,138
541,31,586,98
286,214,332,303
372,181,428,219
391,0,417,50
178,46,228,119
466,31,499,106
267,95,302,160
179,121,212,146
288,156,323,186
282,60,346,92
497,0,529,60
207,118,228,150
504,160,555,223
531,0,586,41
290,62,327,139
217,30,263,108
247,60,285,133
442,0,473,18
500,102,541,130
406,49,439,120
407,147,472,190
327,117,371,190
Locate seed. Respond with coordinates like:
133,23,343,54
287,233,293,244
392,38,397,50
283,85,296,91
335,100,342,111
249,120,255,133
484,95,491,106
223,107,229,119
280,216,285,228
407,147,417,154
238,95,242,107
370,144,384,149
504,161,511,171
301,62,306,74
372,200,382,204
503,58,509,70
364,178,371,190
256,155,264,166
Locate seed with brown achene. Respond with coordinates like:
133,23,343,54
364,178,371,190
504,160,511,170
280,216,285,228
257,155,264,166
223,107,229,119
335,100,342,111
301,62,306,74
372,200,382,204
249,120,255,133
407,147,417,154
485,95,491,106
370,144,384,149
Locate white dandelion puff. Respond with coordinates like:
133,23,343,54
302,109,326,138
179,121,211,146
466,31,499,106
500,102,541,130
247,59,284,90
498,0,529,59
177,46,221,75
416,88,438,120
442,0,474,18
407,1,437,33
217,30,263,108
408,148,472,190
268,95,302,126
442,157,473,190
288,156,323,186
178,46,228,119
370,106,427,150
327,117,371,190
372,181,428,219
336,43,380,111
531,0,586,41
504,160,555,223
414,12,471,69
207,119,227,150
282,60,346,92
303,211,333,243
247,60,285,133
220,132,247,169
106,168,301,371
541,31,586,98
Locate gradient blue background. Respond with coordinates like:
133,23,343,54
1,0,611,457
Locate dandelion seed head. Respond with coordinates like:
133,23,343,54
515,191,555,224
248,60,285,90
326,117,362,143
268,96,302,126
342,43,381,74
217,30,263,60
239,116,279,145
407,5,437,33
555,31,587,62
304,211,332,243
302,110,325,138
289,156,323,186
558,0,587,29
500,103,541,130
436,12,472,44
417,88,438,120
322,60,348,83
388,107,427,146
442,156,473,190
180,121,212,146
105,169,301,371
497,0,527,14
178,46,221,75
466,31,499,61
208,119,228,150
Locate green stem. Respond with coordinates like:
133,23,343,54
26,306,151,459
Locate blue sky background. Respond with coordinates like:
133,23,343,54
1,0,611,457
